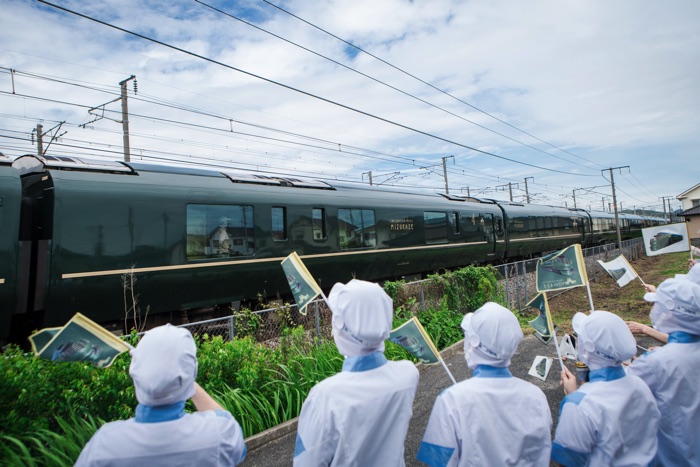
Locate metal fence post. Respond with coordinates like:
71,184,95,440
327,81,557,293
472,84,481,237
420,287,425,313
515,263,522,311
522,261,528,305
314,301,321,338
228,314,235,342
503,265,510,306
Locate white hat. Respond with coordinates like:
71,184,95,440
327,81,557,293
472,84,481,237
328,279,393,357
643,278,700,334
129,324,198,406
461,302,523,369
572,311,636,370
675,263,700,286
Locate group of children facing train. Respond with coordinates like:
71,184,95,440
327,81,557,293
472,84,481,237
75,260,700,467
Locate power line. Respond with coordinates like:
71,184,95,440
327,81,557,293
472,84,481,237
260,0,606,170
37,0,598,177
195,0,598,173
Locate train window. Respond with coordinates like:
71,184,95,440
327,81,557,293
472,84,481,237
452,212,460,234
338,209,376,250
186,204,255,260
271,207,287,241
424,211,448,244
312,208,327,240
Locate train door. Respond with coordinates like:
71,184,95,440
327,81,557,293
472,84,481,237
13,170,54,338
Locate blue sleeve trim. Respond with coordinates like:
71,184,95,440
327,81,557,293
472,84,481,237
416,441,454,467
558,390,586,415
551,441,589,467
293,434,306,457
214,409,233,419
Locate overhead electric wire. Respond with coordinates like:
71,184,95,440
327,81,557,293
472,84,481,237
260,0,606,170
195,0,597,172
38,0,597,177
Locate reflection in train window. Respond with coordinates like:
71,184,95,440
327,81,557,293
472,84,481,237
338,208,376,250
186,204,255,259
272,206,287,241
312,208,326,240
424,211,448,244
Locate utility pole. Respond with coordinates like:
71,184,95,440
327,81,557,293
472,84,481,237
442,156,454,194
524,177,534,203
603,166,629,248
602,197,606,211
461,186,470,197
662,196,674,222
572,189,577,209
362,171,373,186
659,196,668,222
36,123,43,156
119,75,136,162
496,183,516,202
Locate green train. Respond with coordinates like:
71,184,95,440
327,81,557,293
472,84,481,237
0,154,665,343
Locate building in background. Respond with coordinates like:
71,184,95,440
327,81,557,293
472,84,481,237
677,183,700,243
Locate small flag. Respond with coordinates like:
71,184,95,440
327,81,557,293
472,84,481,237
536,244,589,292
389,317,441,365
528,356,552,381
597,255,639,287
29,313,131,368
525,293,556,344
389,317,456,384
642,223,690,257
281,252,323,315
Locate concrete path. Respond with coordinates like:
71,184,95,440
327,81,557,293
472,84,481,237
241,333,659,466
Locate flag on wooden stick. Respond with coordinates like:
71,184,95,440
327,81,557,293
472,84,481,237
281,251,324,315
597,254,643,287
29,313,132,368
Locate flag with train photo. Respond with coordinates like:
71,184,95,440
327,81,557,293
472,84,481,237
596,254,641,288
281,251,323,315
525,292,557,344
29,313,132,368
641,223,690,257
536,244,589,292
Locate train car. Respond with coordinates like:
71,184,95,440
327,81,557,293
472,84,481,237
0,154,21,341
8,155,506,339
486,200,588,258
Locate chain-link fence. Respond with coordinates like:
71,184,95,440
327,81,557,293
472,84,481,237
169,238,644,345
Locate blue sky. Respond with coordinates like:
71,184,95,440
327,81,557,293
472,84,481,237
1,0,699,213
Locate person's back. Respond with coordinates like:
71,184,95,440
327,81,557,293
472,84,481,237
75,324,246,466
293,279,419,466
421,372,551,466
554,370,658,465
627,278,700,466
75,409,244,466
417,302,552,467
295,357,418,466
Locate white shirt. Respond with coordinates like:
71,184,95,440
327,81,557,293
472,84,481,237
75,405,246,466
417,366,552,467
628,333,700,467
293,352,419,467
552,366,659,466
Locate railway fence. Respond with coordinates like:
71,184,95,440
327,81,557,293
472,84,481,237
165,238,645,345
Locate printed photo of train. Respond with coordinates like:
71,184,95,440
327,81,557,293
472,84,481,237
0,154,666,344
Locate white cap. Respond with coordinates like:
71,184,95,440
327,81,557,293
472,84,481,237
129,324,197,406
572,311,637,370
644,278,700,334
328,279,393,357
674,263,700,286
461,302,523,369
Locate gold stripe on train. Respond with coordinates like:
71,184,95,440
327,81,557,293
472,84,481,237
62,241,492,279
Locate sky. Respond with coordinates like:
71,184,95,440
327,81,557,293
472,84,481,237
1,0,699,214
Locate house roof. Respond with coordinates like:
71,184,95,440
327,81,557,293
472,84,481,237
679,205,700,217
677,183,700,199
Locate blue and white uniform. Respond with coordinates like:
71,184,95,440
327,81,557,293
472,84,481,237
552,366,659,466
628,278,700,467
76,324,246,466
293,353,419,466
75,405,246,466
294,279,419,466
552,310,660,467
418,365,551,467
628,334,700,466
417,302,552,467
